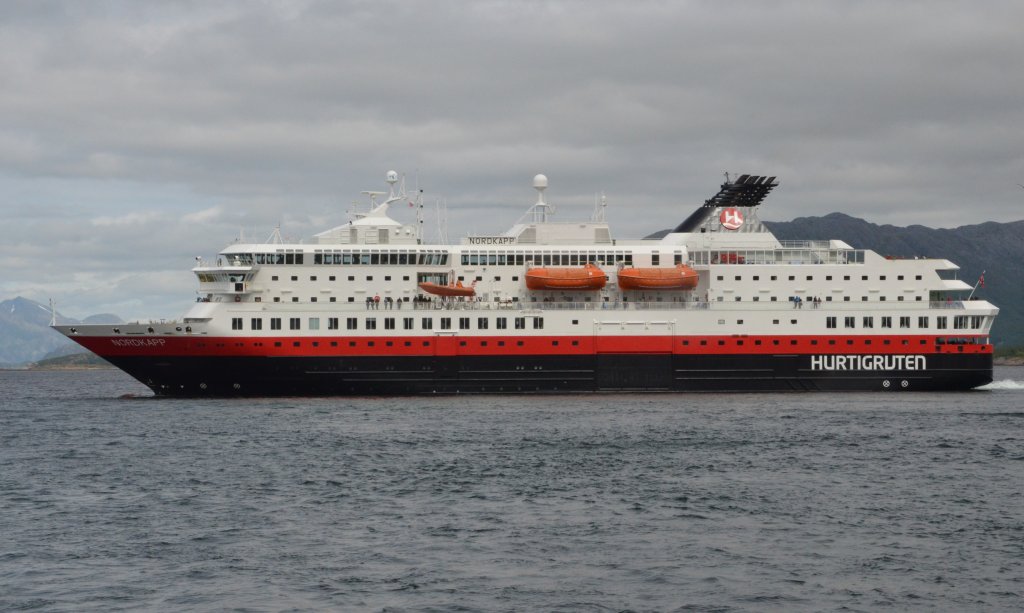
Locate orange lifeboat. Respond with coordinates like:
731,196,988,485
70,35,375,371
418,280,476,297
525,263,607,291
617,264,699,291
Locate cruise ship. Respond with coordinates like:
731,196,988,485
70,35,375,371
53,172,996,395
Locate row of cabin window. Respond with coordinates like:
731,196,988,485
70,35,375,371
824,315,984,330
719,295,923,302
717,274,924,281
312,251,449,266
267,274,522,284
271,274,409,282
460,252,646,266
231,316,547,332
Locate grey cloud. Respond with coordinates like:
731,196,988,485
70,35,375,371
2,0,1024,317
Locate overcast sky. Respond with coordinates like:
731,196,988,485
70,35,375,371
2,0,1023,320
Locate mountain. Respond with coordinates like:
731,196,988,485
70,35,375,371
0,297,122,367
764,214,1024,348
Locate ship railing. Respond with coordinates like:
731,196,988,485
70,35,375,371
248,298,988,314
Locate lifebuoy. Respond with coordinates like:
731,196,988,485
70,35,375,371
234,295,241,302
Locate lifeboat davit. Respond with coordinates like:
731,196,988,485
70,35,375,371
418,281,476,297
617,265,699,291
525,263,607,291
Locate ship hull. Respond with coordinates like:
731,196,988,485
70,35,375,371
103,352,992,397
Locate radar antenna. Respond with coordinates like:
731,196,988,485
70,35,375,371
516,174,556,224
592,191,607,222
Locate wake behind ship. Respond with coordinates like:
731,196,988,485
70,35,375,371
53,172,997,396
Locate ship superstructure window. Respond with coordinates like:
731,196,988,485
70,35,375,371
440,318,451,330
882,316,892,328
251,318,262,330
271,318,282,330
309,318,320,330
496,317,507,329
533,318,544,329
385,318,395,330
900,316,911,329
863,317,873,328
328,318,339,330
232,318,243,330
289,318,300,330
422,317,433,330
515,318,526,329
347,317,357,330
937,316,947,328
826,317,836,328
478,318,489,329
845,317,855,328
918,316,929,328
366,318,377,330
403,318,414,330
459,317,470,330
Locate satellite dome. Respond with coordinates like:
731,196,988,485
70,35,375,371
533,174,548,190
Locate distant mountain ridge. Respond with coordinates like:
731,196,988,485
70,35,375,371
0,297,121,367
764,213,1024,348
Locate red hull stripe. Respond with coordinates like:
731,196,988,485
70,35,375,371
74,334,992,358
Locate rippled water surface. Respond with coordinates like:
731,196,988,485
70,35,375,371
2,368,1022,611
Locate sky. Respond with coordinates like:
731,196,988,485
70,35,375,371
2,0,1023,320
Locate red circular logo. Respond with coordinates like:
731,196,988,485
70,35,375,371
719,208,744,230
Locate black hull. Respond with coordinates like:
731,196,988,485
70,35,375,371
106,353,993,397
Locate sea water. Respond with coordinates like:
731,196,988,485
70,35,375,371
1,368,1022,611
